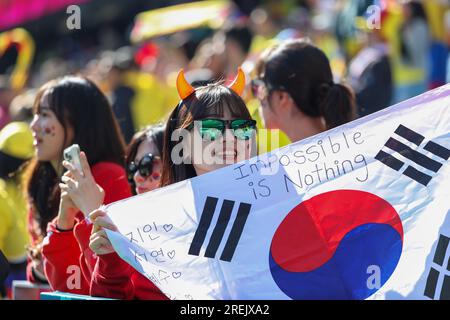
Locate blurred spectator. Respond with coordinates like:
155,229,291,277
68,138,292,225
32,58,70,89
423,0,450,89
8,89,35,123
189,37,226,81
400,1,430,70
348,18,393,117
395,0,430,101
221,23,254,77
334,0,374,62
0,122,34,298
106,47,136,144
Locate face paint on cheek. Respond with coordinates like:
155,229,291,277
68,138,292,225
44,126,56,137
151,172,161,180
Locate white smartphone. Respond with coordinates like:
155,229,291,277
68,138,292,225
63,144,83,175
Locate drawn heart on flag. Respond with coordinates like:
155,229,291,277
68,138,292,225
168,250,176,259
172,272,182,279
163,224,173,232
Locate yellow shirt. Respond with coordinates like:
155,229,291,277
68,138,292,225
0,178,29,263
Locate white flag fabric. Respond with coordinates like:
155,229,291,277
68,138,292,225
105,84,450,300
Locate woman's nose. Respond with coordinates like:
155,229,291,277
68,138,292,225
222,128,235,141
30,115,40,133
133,170,145,184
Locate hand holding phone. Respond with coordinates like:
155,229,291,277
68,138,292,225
63,144,84,175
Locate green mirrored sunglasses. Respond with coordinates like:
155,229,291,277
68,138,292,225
188,119,257,141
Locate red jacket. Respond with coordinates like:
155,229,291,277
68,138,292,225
39,162,132,295
90,252,167,300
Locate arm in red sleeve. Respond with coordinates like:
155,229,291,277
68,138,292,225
90,252,135,299
33,162,131,293
73,217,96,280
90,252,167,300
90,162,132,206
41,215,90,295
73,162,132,282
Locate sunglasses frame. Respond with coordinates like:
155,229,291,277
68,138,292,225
127,153,159,182
188,118,257,141
251,78,287,101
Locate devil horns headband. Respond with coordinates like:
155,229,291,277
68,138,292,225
176,67,246,100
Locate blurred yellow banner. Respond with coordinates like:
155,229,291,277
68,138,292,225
130,0,230,43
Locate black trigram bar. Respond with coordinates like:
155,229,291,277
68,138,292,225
424,267,440,299
385,137,443,172
188,197,218,256
375,150,404,171
424,141,450,161
204,200,234,258
424,234,450,300
440,275,450,300
403,166,432,186
188,197,252,262
220,202,252,262
395,124,425,146
447,256,450,272
433,234,450,266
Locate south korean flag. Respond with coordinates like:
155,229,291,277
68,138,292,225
105,84,450,300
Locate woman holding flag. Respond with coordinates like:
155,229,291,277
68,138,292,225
77,68,258,299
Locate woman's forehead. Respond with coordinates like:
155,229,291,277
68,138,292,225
195,101,247,119
136,139,160,160
40,90,51,108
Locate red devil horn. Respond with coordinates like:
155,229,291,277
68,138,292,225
228,67,245,96
176,69,195,100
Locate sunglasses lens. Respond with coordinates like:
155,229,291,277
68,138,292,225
127,162,137,182
232,120,256,140
138,155,154,177
201,128,222,141
199,119,224,141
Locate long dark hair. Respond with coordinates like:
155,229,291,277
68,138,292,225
125,124,165,194
258,39,356,130
25,76,126,236
161,83,252,187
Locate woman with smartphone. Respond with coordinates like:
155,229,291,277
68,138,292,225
25,76,131,294
82,68,257,299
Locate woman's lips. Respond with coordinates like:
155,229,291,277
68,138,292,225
215,150,237,158
136,186,150,194
33,137,43,146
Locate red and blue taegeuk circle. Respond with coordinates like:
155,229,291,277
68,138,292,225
269,190,403,300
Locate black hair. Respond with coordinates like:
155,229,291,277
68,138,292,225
259,39,356,129
225,25,254,55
